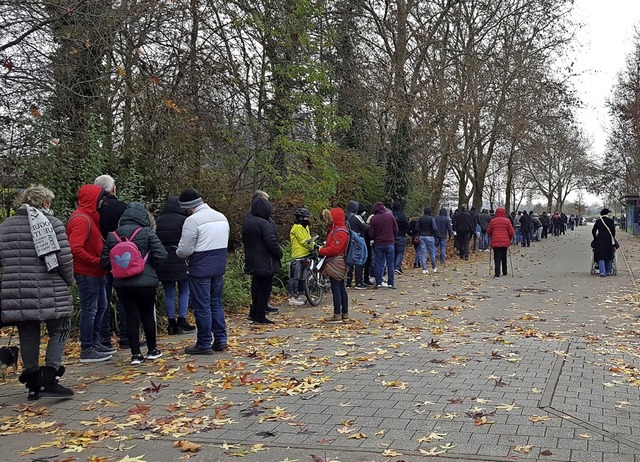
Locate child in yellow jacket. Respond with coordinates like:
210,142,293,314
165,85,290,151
289,208,314,305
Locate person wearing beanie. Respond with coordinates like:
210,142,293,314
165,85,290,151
176,188,230,354
592,208,615,277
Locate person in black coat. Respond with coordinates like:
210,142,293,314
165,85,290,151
592,208,616,277
392,201,410,273
452,205,474,260
155,196,195,335
519,210,532,247
242,197,282,324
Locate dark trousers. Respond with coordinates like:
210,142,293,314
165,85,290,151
250,274,273,321
329,277,348,315
521,229,531,247
456,232,471,259
116,287,157,356
541,225,548,239
346,265,364,286
493,247,508,276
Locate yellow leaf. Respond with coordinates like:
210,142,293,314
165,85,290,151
347,432,368,439
117,456,147,462
578,433,592,438
116,65,126,77
381,448,402,456
514,444,533,453
528,415,551,423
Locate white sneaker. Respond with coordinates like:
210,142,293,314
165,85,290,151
422,269,428,274
433,268,438,273
288,298,305,306
381,281,389,287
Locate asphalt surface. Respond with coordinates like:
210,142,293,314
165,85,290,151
1,224,639,462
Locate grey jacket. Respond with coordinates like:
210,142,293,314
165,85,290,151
0,209,74,323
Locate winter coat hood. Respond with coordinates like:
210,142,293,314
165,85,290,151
162,196,186,216
119,202,151,228
372,202,386,215
77,184,104,215
392,201,404,213
423,207,432,216
250,197,272,219
440,208,448,216
346,200,359,214
329,208,346,227
495,208,507,218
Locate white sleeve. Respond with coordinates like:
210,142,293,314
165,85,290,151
176,217,197,259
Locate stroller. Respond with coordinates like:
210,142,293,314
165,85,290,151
590,249,617,276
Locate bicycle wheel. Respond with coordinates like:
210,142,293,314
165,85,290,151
305,269,324,306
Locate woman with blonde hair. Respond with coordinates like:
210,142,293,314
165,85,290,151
0,185,75,400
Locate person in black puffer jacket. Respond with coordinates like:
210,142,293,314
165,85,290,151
155,196,195,335
101,202,167,365
242,197,282,324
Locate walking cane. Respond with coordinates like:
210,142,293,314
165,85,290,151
507,246,514,277
489,248,493,277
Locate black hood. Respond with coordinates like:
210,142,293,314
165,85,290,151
346,200,359,214
392,201,404,213
439,207,448,216
250,197,272,219
162,196,186,215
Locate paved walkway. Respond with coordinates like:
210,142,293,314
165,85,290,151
1,225,639,462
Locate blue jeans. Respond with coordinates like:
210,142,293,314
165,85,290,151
435,237,447,263
419,236,437,269
514,228,521,244
479,232,488,250
75,274,108,351
394,236,407,270
374,244,395,286
189,275,227,348
163,279,190,319
598,260,612,276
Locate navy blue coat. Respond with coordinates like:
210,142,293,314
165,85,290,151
155,196,189,282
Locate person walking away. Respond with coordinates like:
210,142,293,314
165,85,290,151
417,207,438,273
540,212,550,239
345,200,369,289
434,207,453,264
487,208,514,277
177,188,230,353
552,212,562,237
452,205,474,260
155,196,195,335
592,208,616,277
320,208,350,322
357,203,373,285
101,202,167,365
94,175,129,349
532,213,542,241
242,194,282,324
408,213,421,268
67,184,114,363
392,201,410,274
477,209,491,251
289,208,314,305
470,207,479,252
0,185,75,400
369,202,398,288
519,210,532,247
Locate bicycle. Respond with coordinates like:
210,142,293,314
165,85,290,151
299,238,331,306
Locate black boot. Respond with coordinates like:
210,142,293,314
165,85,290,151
177,317,195,332
18,368,41,401
168,319,179,335
39,366,74,399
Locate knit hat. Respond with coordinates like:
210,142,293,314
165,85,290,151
600,208,611,216
178,188,204,209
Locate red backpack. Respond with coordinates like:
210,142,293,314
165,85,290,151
109,228,148,279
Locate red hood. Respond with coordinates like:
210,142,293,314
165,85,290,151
77,184,104,218
329,208,346,227
495,208,507,218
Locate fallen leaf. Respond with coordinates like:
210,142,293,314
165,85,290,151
514,444,533,453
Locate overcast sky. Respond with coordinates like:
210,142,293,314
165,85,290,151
572,1,640,159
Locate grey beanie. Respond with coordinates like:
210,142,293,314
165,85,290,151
178,188,204,209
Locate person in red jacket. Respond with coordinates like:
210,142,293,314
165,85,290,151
487,208,515,278
319,208,350,323
66,184,114,363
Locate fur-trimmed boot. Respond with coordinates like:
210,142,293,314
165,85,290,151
18,368,41,401
39,366,74,399
177,317,195,333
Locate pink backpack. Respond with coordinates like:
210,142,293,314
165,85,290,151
109,228,148,279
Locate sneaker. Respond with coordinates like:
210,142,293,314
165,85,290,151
381,281,389,287
388,285,396,289
354,284,367,290
185,345,214,355
80,348,113,363
212,342,228,352
95,343,117,354
394,268,402,274
433,268,438,273
341,314,350,322
324,314,343,323
288,298,305,306
147,349,163,360
251,317,275,325
374,284,382,289
422,269,428,274
131,354,144,366
266,305,280,312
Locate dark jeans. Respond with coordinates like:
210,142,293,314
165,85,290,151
116,287,158,356
75,273,108,351
541,225,549,239
250,274,274,321
521,229,531,247
373,244,395,286
394,236,407,270
190,275,227,347
456,233,471,259
493,247,508,276
346,264,364,286
329,277,348,315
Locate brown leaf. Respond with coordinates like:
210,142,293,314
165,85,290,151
174,440,201,452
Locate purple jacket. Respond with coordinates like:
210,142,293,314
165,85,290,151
369,202,398,245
